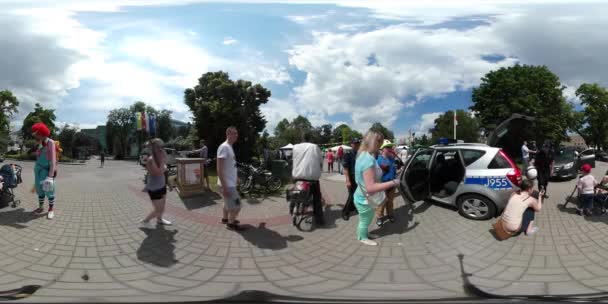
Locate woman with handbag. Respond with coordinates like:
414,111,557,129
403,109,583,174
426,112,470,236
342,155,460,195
354,130,401,246
500,179,543,237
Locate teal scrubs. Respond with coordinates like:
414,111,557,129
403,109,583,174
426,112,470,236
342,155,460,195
35,141,55,199
354,151,380,240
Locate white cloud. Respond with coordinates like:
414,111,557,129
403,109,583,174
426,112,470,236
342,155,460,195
287,14,328,24
222,36,238,45
260,98,299,134
288,25,516,131
414,112,442,135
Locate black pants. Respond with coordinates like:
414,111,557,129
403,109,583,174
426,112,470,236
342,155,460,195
310,181,325,224
294,180,325,225
342,176,358,219
537,170,549,192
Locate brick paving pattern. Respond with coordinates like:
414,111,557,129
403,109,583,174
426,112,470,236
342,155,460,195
0,159,607,301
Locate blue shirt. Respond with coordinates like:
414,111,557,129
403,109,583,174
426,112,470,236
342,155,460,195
376,155,397,182
354,152,381,205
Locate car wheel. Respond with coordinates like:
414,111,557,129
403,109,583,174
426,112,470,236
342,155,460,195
457,194,497,221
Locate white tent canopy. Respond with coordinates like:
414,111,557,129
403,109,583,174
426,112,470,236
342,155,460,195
329,145,352,152
280,143,294,150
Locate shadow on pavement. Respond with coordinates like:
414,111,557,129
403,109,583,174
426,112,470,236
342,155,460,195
370,202,419,237
180,191,221,210
0,208,45,229
137,226,179,267
238,223,303,250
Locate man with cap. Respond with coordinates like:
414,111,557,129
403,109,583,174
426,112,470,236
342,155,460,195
376,140,398,226
341,138,361,220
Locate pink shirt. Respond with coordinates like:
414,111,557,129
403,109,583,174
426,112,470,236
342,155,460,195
326,151,334,162
502,193,537,232
578,174,597,195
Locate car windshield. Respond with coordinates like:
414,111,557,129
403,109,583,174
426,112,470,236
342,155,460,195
555,148,576,161
2,0,608,302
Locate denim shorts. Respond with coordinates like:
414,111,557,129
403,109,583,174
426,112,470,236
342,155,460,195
220,187,241,210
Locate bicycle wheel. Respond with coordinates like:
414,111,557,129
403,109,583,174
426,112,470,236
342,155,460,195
238,177,253,194
267,176,282,192
295,203,314,232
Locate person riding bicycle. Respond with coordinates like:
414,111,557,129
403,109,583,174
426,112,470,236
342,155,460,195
291,142,325,226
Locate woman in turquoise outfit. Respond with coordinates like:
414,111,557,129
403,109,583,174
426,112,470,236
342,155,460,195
354,130,400,246
32,122,57,220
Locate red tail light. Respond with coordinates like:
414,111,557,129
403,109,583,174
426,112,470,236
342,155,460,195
500,150,522,187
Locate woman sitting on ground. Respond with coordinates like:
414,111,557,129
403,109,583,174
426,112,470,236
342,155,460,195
501,180,543,236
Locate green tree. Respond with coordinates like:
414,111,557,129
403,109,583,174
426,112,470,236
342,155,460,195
21,103,56,141
431,110,480,143
332,124,362,144
575,83,608,150
318,124,333,144
471,64,576,154
185,71,270,160
370,122,394,140
417,134,431,146
56,124,78,157
157,110,175,142
107,108,133,159
0,90,19,137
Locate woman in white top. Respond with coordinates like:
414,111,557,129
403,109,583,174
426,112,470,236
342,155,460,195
501,180,543,236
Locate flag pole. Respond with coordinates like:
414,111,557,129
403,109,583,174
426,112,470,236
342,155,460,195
453,110,457,140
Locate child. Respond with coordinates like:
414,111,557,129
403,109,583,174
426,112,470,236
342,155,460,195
577,164,597,216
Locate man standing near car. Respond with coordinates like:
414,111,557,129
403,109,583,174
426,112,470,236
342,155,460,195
535,141,554,198
341,138,361,220
522,140,536,166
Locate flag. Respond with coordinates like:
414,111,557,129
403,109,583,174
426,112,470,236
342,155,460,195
141,112,147,133
135,113,142,130
146,113,152,133
149,114,156,137
454,111,458,126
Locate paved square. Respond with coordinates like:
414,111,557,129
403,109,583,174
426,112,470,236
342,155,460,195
1,159,608,301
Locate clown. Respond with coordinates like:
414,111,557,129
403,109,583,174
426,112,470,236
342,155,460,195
31,122,57,219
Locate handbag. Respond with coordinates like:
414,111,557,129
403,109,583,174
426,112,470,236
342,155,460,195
493,217,515,241
361,187,386,207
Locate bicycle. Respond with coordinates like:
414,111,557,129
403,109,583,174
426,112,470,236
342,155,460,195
285,181,315,232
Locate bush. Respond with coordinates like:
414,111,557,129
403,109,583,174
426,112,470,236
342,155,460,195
5,152,36,161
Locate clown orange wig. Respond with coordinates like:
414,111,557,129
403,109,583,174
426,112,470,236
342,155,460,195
32,122,51,138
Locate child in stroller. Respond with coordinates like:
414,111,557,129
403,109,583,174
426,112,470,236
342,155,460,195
0,164,22,208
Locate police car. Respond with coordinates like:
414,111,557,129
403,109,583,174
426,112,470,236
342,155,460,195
399,114,534,220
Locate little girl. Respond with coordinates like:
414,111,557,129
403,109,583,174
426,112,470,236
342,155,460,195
577,164,597,216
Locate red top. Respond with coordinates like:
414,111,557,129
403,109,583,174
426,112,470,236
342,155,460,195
326,151,334,162
337,147,344,158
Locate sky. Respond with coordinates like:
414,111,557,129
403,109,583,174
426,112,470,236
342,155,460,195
1,0,608,140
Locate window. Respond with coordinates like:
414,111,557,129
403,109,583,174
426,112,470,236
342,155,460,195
410,149,433,169
488,152,511,169
581,150,594,156
461,150,486,166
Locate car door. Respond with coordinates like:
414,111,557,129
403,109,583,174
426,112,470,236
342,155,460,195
399,149,434,203
486,113,535,147
579,149,595,168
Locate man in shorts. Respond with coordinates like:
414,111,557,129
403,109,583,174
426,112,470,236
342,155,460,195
199,139,210,189
217,127,244,231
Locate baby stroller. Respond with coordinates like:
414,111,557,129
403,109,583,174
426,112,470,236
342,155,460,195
0,164,22,209
286,143,323,231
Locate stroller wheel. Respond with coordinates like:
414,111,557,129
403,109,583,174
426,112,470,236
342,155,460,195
342,214,349,221
12,200,20,208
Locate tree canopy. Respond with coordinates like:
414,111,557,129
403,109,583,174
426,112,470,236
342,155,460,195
106,108,133,159
370,122,394,140
56,124,78,157
471,64,576,155
574,83,608,150
431,110,480,143
184,71,270,160
333,124,363,144
0,90,19,133
21,103,56,141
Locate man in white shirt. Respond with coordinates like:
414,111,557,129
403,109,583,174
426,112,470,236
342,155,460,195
217,126,243,231
521,140,536,166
